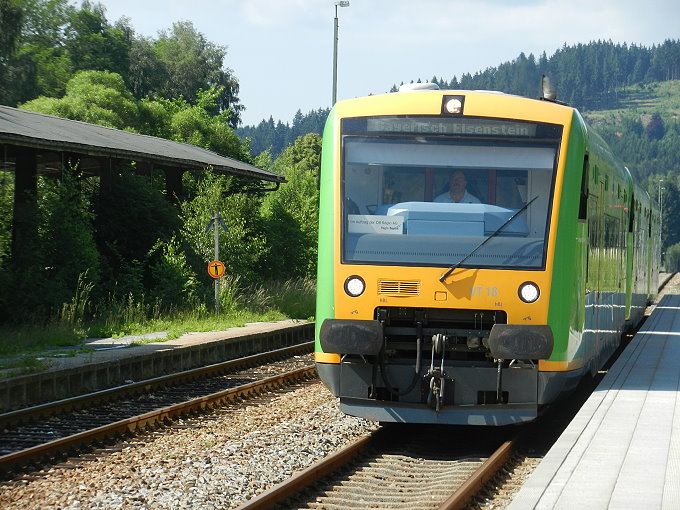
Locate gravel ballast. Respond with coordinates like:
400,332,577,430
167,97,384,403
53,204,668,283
0,382,378,509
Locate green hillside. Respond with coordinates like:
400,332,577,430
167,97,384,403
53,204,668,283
580,80,680,185
582,81,680,258
584,80,680,131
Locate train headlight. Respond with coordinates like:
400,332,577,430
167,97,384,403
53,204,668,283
444,98,462,114
518,282,540,303
441,95,465,115
344,276,366,297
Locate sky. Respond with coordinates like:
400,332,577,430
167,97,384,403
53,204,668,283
96,0,680,126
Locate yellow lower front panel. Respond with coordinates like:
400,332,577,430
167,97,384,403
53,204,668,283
538,359,584,371
315,352,341,363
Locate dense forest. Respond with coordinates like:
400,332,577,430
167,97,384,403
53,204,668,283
236,108,329,159
423,40,680,110
239,40,680,157
1,0,680,334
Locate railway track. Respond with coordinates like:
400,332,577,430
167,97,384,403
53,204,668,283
0,342,315,477
237,425,515,510
234,275,680,510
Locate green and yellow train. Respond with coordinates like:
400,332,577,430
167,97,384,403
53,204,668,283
315,85,660,425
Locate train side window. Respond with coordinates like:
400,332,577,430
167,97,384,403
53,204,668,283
578,155,589,220
628,194,635,233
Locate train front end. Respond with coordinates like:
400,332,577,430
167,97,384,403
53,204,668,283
316,90,579,425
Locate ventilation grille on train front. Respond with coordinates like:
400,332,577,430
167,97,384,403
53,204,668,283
378,280,421,296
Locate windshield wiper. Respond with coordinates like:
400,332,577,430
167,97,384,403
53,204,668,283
439,196,539,283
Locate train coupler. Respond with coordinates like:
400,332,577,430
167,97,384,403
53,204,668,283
425,333,448,412
495,358,504,404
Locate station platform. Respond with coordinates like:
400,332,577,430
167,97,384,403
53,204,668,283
509,293,680,509
0,320,313,412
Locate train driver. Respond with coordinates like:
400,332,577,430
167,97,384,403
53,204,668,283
434,170,481,204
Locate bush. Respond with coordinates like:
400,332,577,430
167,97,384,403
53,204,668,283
39,167,100,311
665,242,680,271
261,134,320,278
180,171,268,286
149,235,199,309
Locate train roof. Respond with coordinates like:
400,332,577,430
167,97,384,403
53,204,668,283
333,88,575,124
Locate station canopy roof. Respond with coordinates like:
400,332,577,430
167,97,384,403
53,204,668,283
0,105,284,183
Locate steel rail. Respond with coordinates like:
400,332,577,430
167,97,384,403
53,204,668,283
0,365,317,475
0,341,314,427
234,431,375,510
235,433,514,510
438,439,515,509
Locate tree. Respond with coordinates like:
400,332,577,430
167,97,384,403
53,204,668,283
14,0,73,98
154,21,243,127
148,84,250,160
180,171,268,285
0,0,22,55
237,107,330,157
660,175,680,250
64,1,131,81
127,36,167,99
21,70,140,130
0,0,26,104
94,170,182,298
261,133,321,278
665,242,680,271
646,113,666,140
38,165,100,310
148,235,198,309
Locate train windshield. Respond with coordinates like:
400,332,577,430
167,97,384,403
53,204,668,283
341,116,562,269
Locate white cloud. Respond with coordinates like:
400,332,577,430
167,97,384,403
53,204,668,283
240,0,328,28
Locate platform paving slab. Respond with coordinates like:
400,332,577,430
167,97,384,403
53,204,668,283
508,294,680,510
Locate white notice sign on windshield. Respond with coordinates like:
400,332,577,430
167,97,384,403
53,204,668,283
347,215,404,234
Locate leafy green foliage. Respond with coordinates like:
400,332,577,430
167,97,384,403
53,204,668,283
656,176,680,251
2,0,244,123
21,70,140,129
0,0,28,105
21,71,249,161
261,133,321,278
0,1,321,339
0,172,14,318
127,36,167,100
582,81,680,251
0,0,23,56
165,86,246,158
665,242,680,271
1,165,100,322
148,235,199,308
93,170,181,291
148,20,243,126
180,171,268,285
38,166,100,308
0,172,13,265
64,1,130,79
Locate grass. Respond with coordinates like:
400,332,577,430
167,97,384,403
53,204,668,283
583,80,680,129
0,322,88,358
0,356,52,377
0,277,316,375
